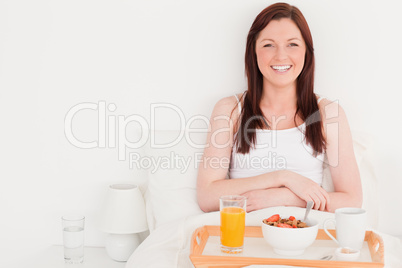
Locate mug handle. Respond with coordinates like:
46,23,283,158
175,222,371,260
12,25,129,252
323,218,339,245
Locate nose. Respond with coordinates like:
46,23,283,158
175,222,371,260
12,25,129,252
274,46,288,61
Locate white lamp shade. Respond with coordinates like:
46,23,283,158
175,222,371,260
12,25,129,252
100,184,148,234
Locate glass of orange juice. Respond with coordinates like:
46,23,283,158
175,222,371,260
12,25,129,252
220,195,247,254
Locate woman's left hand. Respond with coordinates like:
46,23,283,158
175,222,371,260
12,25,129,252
242,187,306,212
242,189,272,212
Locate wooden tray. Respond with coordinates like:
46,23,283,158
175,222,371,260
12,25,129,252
190,225,384,268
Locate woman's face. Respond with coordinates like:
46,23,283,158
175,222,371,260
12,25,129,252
255,18,306,90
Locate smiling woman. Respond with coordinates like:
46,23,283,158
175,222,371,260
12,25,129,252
196,2,362,213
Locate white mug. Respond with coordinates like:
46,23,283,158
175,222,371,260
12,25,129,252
323,207,367,250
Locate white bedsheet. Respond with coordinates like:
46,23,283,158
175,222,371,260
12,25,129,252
126,207,402,268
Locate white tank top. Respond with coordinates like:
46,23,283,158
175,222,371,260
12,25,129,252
229,94,325,185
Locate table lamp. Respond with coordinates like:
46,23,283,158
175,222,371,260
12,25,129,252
100,184,148,262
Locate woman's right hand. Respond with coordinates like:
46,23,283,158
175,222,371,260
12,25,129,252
279,170,330,211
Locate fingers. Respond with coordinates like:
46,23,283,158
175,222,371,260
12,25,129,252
317,187,330,211
245,203,255,212
308,193,322,211
287,176,330,211
304,182,329,211
316,192,326,211
314,197,321,210
309,188,329,211
245,204,251,213
321,188,330,210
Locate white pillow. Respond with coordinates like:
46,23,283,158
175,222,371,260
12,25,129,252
322,131,379,229
144,130,206,230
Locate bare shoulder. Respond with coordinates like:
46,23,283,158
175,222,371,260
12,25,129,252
215,95,237,109
318,97,347,124
212,94,242,119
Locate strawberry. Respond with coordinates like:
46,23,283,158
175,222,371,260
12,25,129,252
277,223,293,228
289,216,296,221
265,214,280,222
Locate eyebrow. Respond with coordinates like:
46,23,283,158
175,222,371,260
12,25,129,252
260,38,302,43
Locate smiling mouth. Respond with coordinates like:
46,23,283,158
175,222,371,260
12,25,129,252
271,65,292,72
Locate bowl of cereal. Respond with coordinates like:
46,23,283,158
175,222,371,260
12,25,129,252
261,214,319,256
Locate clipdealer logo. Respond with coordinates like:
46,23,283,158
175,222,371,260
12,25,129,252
64,100,340,170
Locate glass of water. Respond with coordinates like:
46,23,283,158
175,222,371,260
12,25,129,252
62,215,85,264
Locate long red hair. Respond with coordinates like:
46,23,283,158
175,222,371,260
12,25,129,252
235,2,326,155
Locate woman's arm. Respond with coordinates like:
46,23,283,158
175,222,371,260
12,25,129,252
241,169,330,212
196,96,283,212
320,99,363,212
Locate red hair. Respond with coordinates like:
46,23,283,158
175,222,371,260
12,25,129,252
235,2,326,155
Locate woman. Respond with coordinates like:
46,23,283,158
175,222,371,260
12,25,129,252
197,3,362,213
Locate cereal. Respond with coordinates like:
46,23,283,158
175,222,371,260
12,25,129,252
262,215,309,228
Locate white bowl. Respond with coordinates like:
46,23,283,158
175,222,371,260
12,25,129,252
261,218,319,256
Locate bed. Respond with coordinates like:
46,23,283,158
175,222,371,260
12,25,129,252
126,130,402,268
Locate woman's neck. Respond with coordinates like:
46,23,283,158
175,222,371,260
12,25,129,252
260,83,297,112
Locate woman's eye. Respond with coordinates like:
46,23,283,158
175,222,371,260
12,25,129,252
264,44,273,48
289,43,299,47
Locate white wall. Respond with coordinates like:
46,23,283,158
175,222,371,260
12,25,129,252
1,0,401,266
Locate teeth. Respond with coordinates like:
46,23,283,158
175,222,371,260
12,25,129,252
272,65,291,71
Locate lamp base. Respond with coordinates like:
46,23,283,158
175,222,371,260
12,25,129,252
105,233,141,262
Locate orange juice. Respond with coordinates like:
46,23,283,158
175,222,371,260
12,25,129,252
220,206,246,247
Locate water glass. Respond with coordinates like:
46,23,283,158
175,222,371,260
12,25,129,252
220,195,247,254
62,215,85,264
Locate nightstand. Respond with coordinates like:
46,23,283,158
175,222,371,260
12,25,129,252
15,245,127,268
